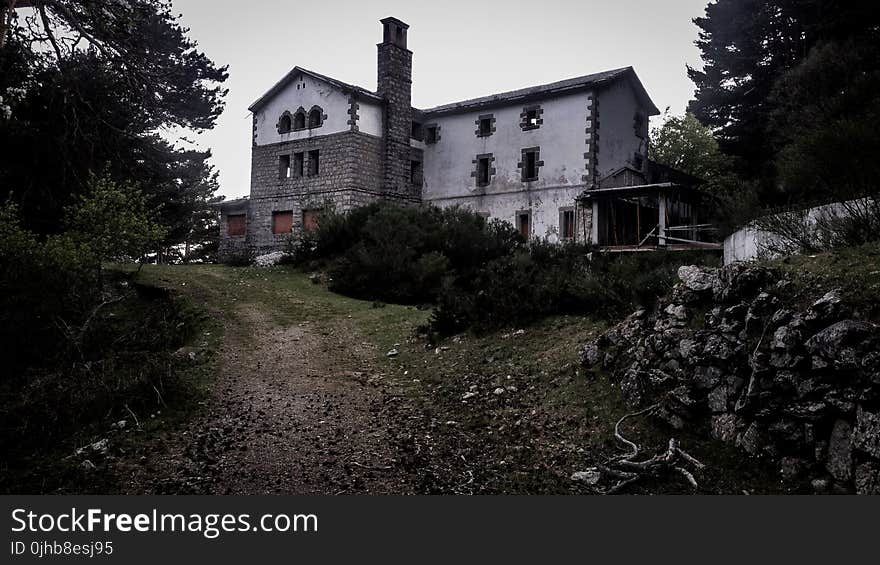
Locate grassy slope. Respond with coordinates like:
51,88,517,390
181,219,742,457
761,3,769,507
130,263,779,493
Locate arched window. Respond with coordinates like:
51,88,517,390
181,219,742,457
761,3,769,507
308,106,324,128
293,109,306,130
277,112,292,134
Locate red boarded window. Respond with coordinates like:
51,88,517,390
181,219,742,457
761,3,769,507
302,209,320,233
227,214,246,236
272,210,293,234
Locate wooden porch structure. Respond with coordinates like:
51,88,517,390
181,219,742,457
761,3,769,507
579,182,721,252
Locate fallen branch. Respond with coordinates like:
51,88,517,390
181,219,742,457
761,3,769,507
577,404,707,494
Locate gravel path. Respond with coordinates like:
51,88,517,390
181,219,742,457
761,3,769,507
124,307,414,494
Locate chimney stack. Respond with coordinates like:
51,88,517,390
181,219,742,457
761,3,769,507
377,17,413,198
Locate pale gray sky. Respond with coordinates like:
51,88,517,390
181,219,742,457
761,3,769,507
172,0,709,199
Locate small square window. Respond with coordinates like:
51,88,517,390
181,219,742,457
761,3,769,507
476,114,494,137
425,125,439,144
272,210,293,235
526,110,538,126
521,106,542,130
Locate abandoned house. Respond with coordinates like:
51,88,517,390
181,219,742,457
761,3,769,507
218,17,718,257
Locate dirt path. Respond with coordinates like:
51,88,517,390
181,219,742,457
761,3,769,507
124,306,414,494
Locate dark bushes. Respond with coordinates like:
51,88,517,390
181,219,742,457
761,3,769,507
287,204,721,333
291,203,524,304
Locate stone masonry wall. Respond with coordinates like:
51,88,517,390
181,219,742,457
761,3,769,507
377,40,416,201
581,263,880,493
244,130,385,252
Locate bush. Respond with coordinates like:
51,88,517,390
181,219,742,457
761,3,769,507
431,244,720,334
285,203,721,334
288,204,524,304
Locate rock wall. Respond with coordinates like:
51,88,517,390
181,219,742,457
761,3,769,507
581,263,880,493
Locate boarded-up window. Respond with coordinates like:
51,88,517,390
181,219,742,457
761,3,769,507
272,210,293,234
302,209,320,233
227,214,246,236
517,211,531,238
560,209,575,240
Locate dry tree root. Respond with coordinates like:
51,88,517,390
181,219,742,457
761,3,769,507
580,403,707,494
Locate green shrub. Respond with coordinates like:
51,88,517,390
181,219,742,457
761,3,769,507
285,202,721,334
288,204,524,304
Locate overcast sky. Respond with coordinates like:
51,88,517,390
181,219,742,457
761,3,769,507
171,0,710,200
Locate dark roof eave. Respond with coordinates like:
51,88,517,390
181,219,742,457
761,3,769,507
578,183,716,201
248,66,382,113
418,66,660,117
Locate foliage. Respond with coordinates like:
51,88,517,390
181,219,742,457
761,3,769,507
290,203,524,304
754,197,880,256
0,2,227,259
286,203,720,334
65,174,167,264
688,0,880,206
0,198,202,456
649,112,726,182
432,245,720,334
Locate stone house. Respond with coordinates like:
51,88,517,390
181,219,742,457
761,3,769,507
218,17,711,257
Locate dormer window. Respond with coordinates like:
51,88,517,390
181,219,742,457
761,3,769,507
308,106,324,129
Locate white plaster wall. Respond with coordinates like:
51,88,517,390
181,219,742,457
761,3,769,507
596,79,649,178
421,91,590,238
722,198,874,264
429,187,589,241
357,98,384,138
723,225,766,264
253,74,356,145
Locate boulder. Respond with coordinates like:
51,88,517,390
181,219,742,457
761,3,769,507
805,289,848,324
707,386,729,413
580,341,601,367
677,265,717,292
852,407,880,458
711,414,742,442
855,463,880,495
693,365,723,390
825,419,853,482
771,325,802,351
805,320,874,360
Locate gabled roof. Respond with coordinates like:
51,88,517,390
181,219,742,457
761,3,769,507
248,66,382,112
419,67,660,117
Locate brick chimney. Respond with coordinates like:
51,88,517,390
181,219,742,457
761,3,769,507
377,17,413,198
